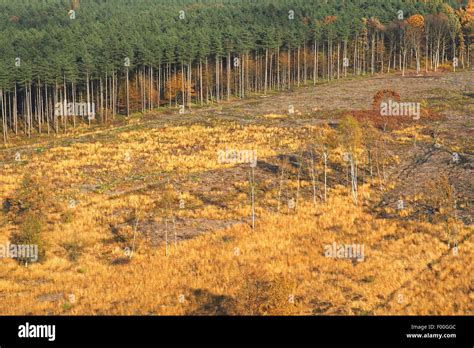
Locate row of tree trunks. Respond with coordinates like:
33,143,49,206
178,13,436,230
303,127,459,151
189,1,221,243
1,39,471,142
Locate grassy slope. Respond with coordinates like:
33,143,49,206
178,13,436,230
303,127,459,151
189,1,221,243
0,71,472,315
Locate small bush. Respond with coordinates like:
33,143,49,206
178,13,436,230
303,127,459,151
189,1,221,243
7,174,58,220
61,211,74,224
62,240,84,262
10,212,46,264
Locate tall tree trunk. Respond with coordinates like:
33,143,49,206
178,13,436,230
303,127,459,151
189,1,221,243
297,45,300,87
215,56,220,102
188,59,192,108
288,47,291,88
227,52,231,100
264,48,268,94
13,84,17,135
199,59,203,105
205,57,209,103
86,71,91,125
45,84,50,134
371,33,375,75
337,41,341,79
63,74,67,131
1,89,6,143
181,61,185,107
158,65,161,107
100,76,104,122
277,46,280,90
313,40,317,84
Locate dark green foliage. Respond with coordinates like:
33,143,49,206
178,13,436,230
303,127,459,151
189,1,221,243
0,0,465,141
0,0,462,91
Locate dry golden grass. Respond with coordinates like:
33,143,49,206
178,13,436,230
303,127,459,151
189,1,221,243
0,119,472,315
0,196,471,315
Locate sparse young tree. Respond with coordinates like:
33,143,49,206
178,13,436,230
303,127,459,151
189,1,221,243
338,116,362,205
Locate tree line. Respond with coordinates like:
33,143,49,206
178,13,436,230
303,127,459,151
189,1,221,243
0,0,473,142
